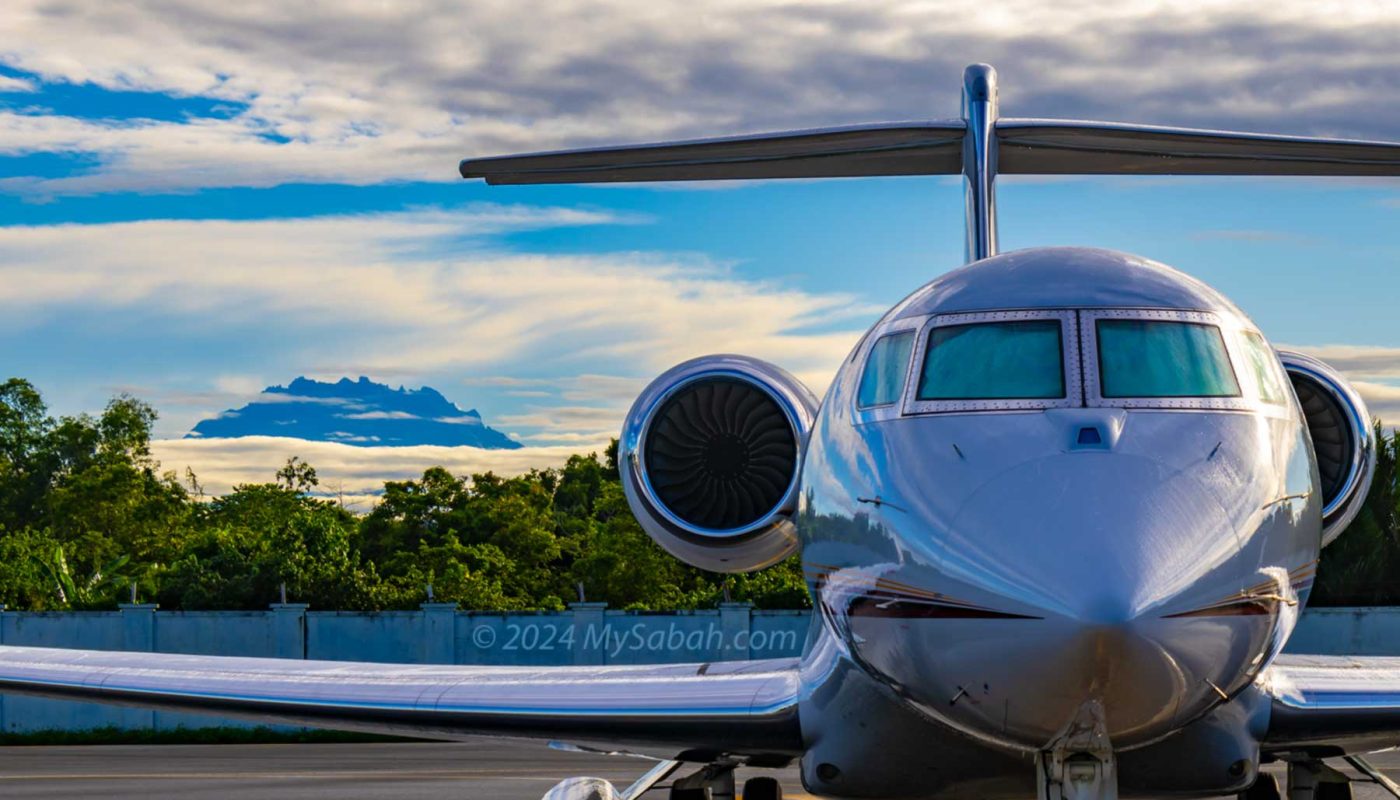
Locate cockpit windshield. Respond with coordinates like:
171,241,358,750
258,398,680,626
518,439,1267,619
858,331,915,408
917,320,1065,400
1095,319,1240,398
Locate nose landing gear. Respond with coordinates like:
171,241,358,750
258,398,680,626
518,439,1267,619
539,760,785,800
1037,701,1119,800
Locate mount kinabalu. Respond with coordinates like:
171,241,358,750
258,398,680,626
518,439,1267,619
187,377,522,449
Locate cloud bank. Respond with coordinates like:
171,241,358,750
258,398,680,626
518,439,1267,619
153,436,611,510
1,1,1398,194
0,204,864,440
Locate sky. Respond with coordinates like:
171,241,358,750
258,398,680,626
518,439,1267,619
1,0,1398,504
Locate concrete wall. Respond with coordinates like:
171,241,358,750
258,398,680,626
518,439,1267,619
0,604,1391,733
0,602,810,732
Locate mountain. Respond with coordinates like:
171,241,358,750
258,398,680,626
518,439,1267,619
188,377,522,449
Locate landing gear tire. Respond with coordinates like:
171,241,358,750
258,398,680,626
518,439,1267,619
742,776,782,800
1240,773,1282,800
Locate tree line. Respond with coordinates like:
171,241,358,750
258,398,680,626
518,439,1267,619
0,378,807,611
0,377,1396,611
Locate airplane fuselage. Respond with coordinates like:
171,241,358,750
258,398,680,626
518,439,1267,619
793,246,1321,798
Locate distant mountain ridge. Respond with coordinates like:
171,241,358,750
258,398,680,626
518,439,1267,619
188,376,522,449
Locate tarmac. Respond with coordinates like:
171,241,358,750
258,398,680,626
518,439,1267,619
0,740,1396,799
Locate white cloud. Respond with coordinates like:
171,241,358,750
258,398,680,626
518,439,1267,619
153,435,611,507
1350,382,1400,422
0,205,863,439
338,410,420,420
0,75,35,92
248,393,354,406
0,1,1398,194
1287,345,1400,382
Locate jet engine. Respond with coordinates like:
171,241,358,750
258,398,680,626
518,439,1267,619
1280,351,1376,546
619,354,818,573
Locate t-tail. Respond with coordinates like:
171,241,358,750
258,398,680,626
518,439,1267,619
461,63,1400,264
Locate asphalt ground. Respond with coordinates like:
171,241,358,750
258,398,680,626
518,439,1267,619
0,741,1396,799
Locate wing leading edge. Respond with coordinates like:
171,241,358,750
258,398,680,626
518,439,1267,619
0,645,803,760
1262,654,1400,755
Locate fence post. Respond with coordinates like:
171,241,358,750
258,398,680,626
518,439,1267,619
269,603,310,660
719,602,754,661
421,602,459,664
118,603,158,729
570,602,608,666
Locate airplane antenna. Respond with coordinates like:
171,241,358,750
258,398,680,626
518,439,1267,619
961,64,999,262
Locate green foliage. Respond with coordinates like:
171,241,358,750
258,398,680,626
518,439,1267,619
158,484,382,610
1312,421,1400,606
0,527,67,610
35,544,132,610
0,378,812,611
275,456,319,493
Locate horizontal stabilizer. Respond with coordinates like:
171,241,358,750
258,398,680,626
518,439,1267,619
463,120,1400,185
997,119,1400,176
460,63,1400,263
460,121,966,184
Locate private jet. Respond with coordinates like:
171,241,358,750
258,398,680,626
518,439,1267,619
2,64,1400,800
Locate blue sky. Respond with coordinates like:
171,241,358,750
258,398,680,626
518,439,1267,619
0,1,1397,500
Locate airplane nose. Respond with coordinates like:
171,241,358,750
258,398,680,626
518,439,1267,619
945,452,1238,623
900,452,1255,747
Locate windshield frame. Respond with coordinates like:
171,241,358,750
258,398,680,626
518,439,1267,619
1081,309,1254,411
904,309,1082,414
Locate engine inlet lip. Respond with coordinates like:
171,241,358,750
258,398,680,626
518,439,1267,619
630,368,805,540
1279,350,1374,542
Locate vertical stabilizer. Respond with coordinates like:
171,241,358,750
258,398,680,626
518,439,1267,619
961,64,999,263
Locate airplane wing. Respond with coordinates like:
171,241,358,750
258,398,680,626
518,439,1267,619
461,119,1400,184
1261,654,1400,755
0,645,803,760
459,121,967,184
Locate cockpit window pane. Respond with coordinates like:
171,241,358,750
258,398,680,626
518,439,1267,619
858,332,914,408
917,320,1065,400
1239,331,1287,405
1097,320,1240,398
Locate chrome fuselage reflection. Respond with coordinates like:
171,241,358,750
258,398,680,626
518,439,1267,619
798,248,1319,753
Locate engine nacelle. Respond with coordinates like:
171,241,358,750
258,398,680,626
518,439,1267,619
1280,351,1376,546
620,354,818,573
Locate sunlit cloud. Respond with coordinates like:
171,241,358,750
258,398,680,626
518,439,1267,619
1290,345,1400,382
1,204,863,440
0,1,1398,195
152,436,612,508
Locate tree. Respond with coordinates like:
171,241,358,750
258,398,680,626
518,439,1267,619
0,526,65,610
1313,421,1400,606
34,544,132,610
0,379,54,530
158,481,380,610
275,457,319,493
42,396,191,578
